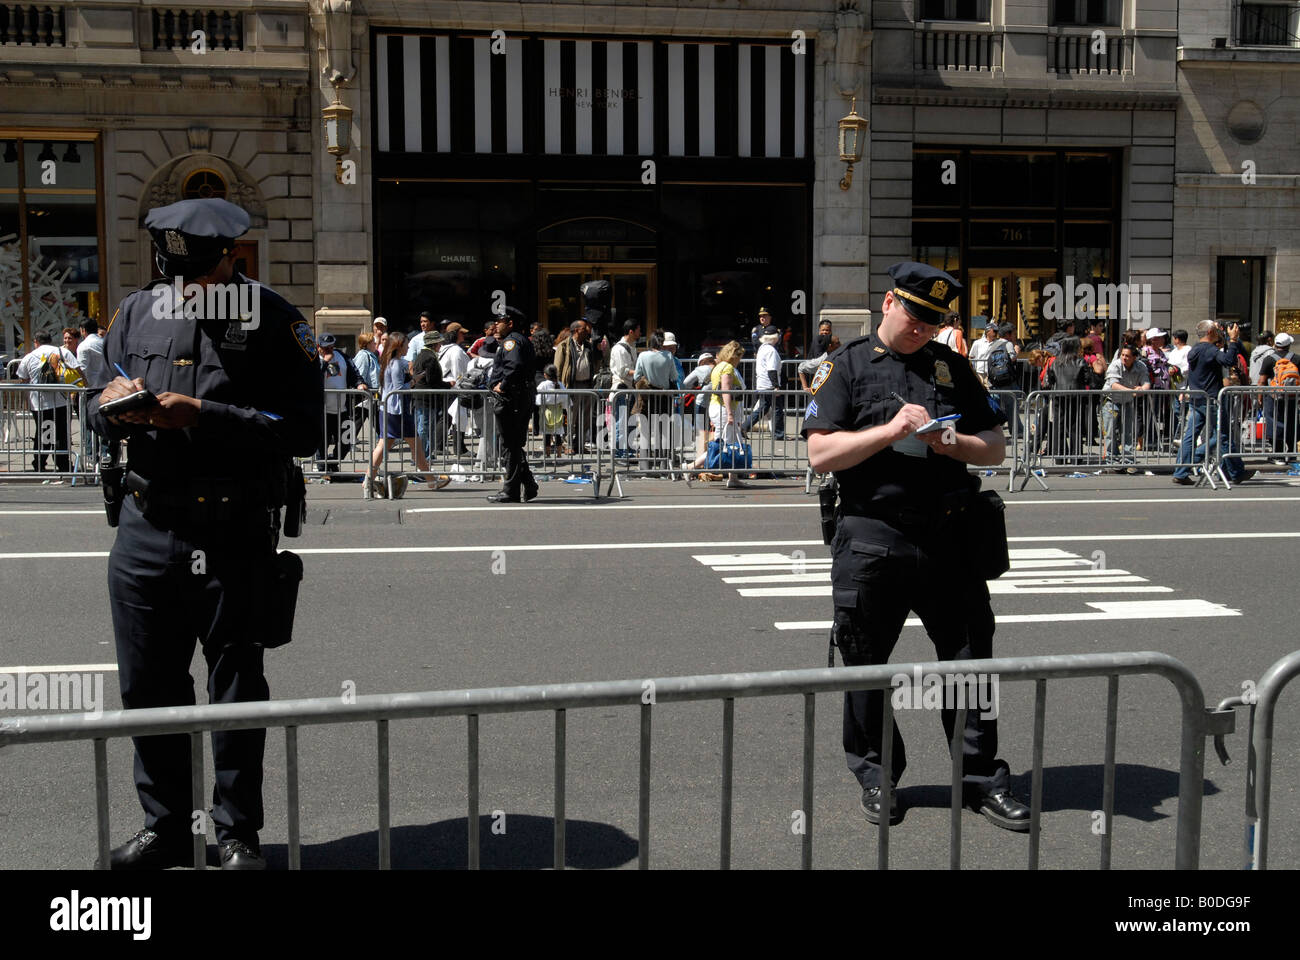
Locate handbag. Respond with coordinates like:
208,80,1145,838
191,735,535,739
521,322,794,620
706,423,752,470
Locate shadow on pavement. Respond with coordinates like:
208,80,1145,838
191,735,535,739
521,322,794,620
895,763,1223,822
261,814,638,869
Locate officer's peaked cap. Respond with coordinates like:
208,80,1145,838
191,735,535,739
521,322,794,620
887,261,963,326
145,198,250,279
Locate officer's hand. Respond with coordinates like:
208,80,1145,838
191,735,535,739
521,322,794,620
889,402,930,441
493,384,503,394
919,427,958,456
147,392,201,429
100,377,152,425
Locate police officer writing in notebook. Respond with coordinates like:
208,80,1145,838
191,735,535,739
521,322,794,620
88,198,323,869
802,262,1030,832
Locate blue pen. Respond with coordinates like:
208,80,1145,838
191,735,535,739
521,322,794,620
114,362,131,380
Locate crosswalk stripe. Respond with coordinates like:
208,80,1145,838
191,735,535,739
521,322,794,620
737,584,1169,598
774,599,1240,630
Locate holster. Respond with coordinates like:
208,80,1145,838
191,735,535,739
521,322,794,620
101,458,126,528
282,462,306,538
818,474,839,545
257,550,304,649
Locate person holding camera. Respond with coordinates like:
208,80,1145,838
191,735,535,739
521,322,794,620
803,261,1029,832
87,198,323,870
1172,320,1252,484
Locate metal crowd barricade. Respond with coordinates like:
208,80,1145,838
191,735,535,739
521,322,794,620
1021,388,1212,489
1211,649,1300,870
381,388,605,498
1213,385,1300,488
297,388,379,493
0,383,99,482
602,387,810,497
977,389,1028,492
0,651,1232,870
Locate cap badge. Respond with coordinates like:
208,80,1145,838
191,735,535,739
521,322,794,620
164,230,188,256
934,360,953,386
930,279,949,300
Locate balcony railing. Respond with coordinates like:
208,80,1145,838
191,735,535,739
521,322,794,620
0,4,65,46
1048,32,1132,74
151,8,244,51
915,29,1002,71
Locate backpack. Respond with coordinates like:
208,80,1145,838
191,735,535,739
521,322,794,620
454,363,490,408
987,343,1015,387
1270,354,1300,389
1038,354,1055,388
38,349,84,387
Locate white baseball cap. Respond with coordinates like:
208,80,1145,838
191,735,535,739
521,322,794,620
1275,332,1294,348
1146,327,1167,339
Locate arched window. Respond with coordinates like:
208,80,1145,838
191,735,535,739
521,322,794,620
182,169,227,200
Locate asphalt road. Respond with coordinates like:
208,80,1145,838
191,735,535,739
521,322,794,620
1,472,1298,871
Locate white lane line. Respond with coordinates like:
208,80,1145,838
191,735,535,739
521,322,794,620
775,599,1240,630
5,531,1300,562
403,502,816,514
0,663,119,673
738,583,1166,598
9,493,1300,521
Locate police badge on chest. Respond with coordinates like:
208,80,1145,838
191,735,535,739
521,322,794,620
221,322,248,351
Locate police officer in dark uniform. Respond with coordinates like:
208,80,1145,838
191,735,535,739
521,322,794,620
486,306,538,503
88,198,323,869
802,261,1030,831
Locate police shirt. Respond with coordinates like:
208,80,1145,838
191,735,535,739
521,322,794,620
801,335,1005,509
87,274,324,488
487,330,536,398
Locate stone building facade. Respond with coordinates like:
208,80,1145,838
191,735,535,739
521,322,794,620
868,0,1180,344
1174,0,1300,340
2,0,1294,358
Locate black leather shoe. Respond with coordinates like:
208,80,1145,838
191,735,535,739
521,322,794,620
1172,476,1195,486
860,786,901,825
523,485,539,502
974,790,1031,832
94,828,190,871
486,492,520,503
219,839,266,871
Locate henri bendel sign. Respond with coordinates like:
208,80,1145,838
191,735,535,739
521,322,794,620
548,87,642,109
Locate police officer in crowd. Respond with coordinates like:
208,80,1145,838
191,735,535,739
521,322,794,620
88,198,323,869
802,261,1030,831
486,305,539,503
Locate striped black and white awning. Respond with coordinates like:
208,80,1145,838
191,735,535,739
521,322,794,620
374,33,809,159
376,34,526,154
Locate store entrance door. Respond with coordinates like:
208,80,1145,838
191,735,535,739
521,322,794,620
537,264,657,337
967,269,1056,344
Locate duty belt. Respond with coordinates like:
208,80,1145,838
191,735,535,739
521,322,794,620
841,493,974,535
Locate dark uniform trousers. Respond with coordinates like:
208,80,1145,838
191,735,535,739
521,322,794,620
832,513,1010,797
107,495,273,844
496,396,536,496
